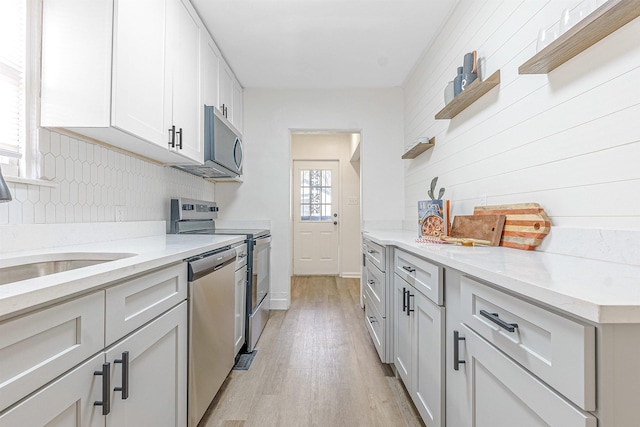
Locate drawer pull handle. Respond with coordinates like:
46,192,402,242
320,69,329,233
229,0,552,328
480,309,518,332
114,351,129,399
402,287,407,312
176,127,183,149
168,125,176,148
402,265,416,273
94,362,111,415
453,330,466,371
407,292,415,316
367,250,376,254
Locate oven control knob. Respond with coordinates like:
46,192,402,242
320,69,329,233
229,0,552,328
209,206,219,212
182,204,194,211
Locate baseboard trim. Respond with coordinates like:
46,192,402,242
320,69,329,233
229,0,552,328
270,297,290,310
340,272,361,279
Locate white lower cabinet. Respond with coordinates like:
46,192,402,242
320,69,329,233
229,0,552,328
0,264,188,426
456,324,596,427
394,273,444,427
445,269,597,427
106,302,187,427
0,353,105,427
0,303,187,426
362,238,392,363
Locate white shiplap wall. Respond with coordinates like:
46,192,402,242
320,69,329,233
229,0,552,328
403,1,640,259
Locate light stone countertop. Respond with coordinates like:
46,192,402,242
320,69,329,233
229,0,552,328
0,233,245,321
364,229,640,324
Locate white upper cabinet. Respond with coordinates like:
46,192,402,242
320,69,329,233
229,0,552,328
165,0,203,163
41,0,203,165
232,78,243,134
200,29,243,135
218,61,234,121
111,0,168,149
201,31,221,113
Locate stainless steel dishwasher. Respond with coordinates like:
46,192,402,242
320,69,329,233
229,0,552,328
186,246,237,427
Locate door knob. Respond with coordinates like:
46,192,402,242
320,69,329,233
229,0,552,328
333,213,338,217
333,221,338,225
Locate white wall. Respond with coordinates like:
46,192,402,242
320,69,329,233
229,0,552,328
403,1,640,261
291,133,361,277
215,88,404,309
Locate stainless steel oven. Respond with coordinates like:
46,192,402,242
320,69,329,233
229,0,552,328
249,233,271,352
170,198,271,353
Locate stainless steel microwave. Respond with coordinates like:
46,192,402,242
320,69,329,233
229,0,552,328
173,105,243,178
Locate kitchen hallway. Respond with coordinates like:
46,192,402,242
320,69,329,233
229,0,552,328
201,276,423,427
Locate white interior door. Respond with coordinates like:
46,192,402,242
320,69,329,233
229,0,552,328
293,160,340,275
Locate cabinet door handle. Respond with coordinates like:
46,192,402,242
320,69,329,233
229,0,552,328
453,330,466,371
93,362,111,415
114,351,129,399
402,265,416,273
479,309,518,332
368,315,377,324
402,287,407,312
407,292,414,316
367,250,376,254
368,279,375,285
168,125,176,148
176,127,183,149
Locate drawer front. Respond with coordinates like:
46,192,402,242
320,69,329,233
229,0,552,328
364,289,386,363
461,276,595,410
0,353,105,427
394,249,442,305
462,325,596,427
364,258,386,317
0,291,105,412
105,263,187,346
363,239,386,271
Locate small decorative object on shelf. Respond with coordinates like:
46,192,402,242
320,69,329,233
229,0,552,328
444,81,455,104
453,66,463,97
435,70,501,120
418,177,450,240
461,50,477,91
520,0,640,74
402,137,435,159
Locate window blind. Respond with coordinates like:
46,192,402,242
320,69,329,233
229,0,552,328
0,0,26,162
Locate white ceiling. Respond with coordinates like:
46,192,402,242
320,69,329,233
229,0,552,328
191,0,458,88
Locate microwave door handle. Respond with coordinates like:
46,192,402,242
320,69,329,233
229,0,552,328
234,137,243,170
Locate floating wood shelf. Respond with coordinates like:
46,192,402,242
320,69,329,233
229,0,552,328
519,0,640,74
402,137,435,159
434,70,501,120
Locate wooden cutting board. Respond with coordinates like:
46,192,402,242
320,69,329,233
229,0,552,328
474,203,551,250
449,215,506,246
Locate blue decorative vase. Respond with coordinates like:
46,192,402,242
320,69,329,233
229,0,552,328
461,51,477,91
453,67,463,97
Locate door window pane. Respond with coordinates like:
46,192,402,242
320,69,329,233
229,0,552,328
300,169,331,221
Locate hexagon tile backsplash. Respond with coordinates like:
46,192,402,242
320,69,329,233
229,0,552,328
0,129,215,225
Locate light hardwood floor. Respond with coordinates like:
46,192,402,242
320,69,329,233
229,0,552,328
200,276,424,427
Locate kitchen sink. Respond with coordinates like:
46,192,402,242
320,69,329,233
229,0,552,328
0,252,137,285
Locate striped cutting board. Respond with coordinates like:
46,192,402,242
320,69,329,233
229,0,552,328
474,203,551,250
